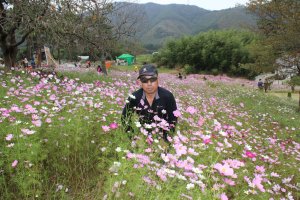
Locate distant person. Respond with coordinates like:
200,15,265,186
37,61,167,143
257,79,264,90
263,80,272,93
23,57,28,68
30,58,36,69
178,73,183,80
86,60,91,68
134,65,139,73
97,64,102,74
101,61,108,75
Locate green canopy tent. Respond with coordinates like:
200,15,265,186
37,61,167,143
117,54,135,65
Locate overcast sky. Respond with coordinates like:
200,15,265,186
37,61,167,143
116,0,250,10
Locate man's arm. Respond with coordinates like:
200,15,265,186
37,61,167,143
166,93,178,132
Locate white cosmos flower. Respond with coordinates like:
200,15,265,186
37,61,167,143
129,94,136,99
176,174,187,180
245,144,252,150
192,167,202,174
144,123,152,129
164,168,175,175
115,147,122,152
186,183,195,190
135,121,141,128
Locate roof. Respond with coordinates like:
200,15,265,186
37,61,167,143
117,54,134,59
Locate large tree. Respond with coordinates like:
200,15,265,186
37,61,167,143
247,0,300,75
0,0,141,69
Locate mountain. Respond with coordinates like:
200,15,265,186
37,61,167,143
128,3,256,48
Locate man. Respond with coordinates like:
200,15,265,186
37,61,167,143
257,79,264,90
122,64,178,142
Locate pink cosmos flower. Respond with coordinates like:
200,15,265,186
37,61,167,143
173,110,181,118
126,152,135,159
224,178,235,186
109,122,118,129
45,118,52,123
6,134,13,141
21,129,35,135
136,154,151,165
102,125,110,132
32,120,42,127
245,150,256,158
146,136,153,145
220,193,228,200
197,116,205,126
255,165,265,174
236,122,242,126
157,168,167,181
188,148,199,156
203,138,211,144
270,172,280,177
143,176,156,186
186,106,197,114
174,143,187,156
252,174,265,192
12,160,18,168
214,163,234,177
153,115,161,121
145,148,152,153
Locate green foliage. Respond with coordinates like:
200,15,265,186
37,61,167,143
153,29,258,77
183,65,197,75
247,0,300,74
135,54,153,65
290,76,300,86
247,0,300,54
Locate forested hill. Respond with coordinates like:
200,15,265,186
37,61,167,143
128,2,256,48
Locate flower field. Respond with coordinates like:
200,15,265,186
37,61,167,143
0,68,299,199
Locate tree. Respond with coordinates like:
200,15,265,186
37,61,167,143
0,0,141,69
153,29,258,77
247,0,300,74
289,76,300,110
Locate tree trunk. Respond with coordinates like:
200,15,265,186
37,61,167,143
0,32,18,70
299,91,300,111
57,48,61,64
3,46,17,69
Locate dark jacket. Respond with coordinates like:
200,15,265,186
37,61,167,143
122,87,177,138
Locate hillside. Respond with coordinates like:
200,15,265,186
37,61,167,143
131,3,256,48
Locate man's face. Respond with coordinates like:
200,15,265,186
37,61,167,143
139,75,159,95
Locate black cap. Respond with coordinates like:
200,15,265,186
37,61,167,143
138,64,158,79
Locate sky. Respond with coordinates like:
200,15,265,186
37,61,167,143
116,0,250,10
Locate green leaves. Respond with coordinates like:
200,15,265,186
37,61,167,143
153,29,258,77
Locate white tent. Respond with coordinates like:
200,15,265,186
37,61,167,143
77,56,89,60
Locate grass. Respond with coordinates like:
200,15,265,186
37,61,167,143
269,91,299,102
218,85,300,141
1,68,300,199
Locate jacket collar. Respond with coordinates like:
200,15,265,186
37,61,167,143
142,88,160,100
